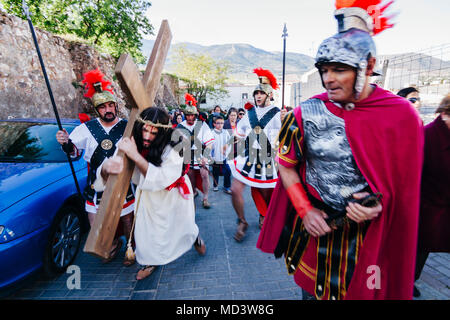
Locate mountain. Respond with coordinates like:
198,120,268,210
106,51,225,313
379,53,450,77
141,40,450,83
141,39,315,83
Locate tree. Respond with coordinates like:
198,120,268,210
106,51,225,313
1,0,153,63
173,46,230,107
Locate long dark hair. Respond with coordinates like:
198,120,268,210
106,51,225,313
133,107,181,167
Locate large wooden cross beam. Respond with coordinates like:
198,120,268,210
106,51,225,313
84,20,172,259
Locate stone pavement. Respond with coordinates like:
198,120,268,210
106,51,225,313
3,181,450,300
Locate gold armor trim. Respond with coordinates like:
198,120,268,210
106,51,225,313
277,153,299,165
101,139,113,150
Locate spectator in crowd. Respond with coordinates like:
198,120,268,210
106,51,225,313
397,87,421,109
211,115,232,194
238,108,246,120
414,94,450,297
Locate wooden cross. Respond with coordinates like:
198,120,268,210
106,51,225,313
83,20,172,259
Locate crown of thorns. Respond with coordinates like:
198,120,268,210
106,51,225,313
135,114,172,128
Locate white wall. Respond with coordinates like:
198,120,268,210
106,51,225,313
199,84,255,111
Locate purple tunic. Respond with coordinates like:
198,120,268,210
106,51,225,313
418,115,450,252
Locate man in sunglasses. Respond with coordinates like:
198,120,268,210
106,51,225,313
397,87,421,109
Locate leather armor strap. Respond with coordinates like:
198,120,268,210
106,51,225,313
240,107,279,178
285,215,310,275
177,121,204,165
83,119,128,202
315,234,329,299
329,228,345,300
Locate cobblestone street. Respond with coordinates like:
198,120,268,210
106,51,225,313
3,184,449,300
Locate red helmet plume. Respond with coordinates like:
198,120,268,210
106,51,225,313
253,68,279,90
81,68,114,98
184,93,197,107
335,0,395,35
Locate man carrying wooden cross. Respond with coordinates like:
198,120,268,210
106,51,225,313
83,20,173,261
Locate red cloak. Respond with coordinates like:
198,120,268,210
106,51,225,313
257,85,424,299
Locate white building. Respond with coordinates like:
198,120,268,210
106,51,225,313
198,84,255,111
199,83,291,111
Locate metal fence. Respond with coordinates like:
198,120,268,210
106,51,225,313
379,43,450,107
294,43,450,123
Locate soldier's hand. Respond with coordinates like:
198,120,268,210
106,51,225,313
56,129,69,145
302,207,332,237
346,192,382,223
103,156,124,175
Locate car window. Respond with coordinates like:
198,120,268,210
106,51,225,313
0,122,80,163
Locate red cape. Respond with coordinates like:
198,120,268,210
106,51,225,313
257,85,424,299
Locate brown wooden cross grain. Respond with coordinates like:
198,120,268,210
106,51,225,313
83,20,172,259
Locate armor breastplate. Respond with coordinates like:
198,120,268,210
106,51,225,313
301,99,368,211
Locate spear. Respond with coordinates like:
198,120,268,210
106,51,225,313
281,23,288,110
22,0,82,198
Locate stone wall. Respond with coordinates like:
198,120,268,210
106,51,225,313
0,9,178,120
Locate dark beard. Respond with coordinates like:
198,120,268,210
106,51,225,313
142,140,152,149
101,112,116,123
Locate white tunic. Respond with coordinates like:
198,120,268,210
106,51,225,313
176,120,215,169
229,105,281,188
211,129,231,163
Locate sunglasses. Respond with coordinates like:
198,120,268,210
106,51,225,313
408,97,420,103
239,113,245,116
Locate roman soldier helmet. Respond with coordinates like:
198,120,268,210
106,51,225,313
82,69,117,112
253,68,279,97
184,93,199,115
315,0,395,100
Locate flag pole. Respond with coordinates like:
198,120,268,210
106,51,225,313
281,24,288,110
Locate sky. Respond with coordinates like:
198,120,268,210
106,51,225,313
144,0,450,57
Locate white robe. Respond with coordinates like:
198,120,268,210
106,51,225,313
95,146,199,266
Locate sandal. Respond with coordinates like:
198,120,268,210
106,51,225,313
259,215,265,229
136,265,156,280
123,256,136,267
101,238,123,264
234,219,248,242
202,199,211,209
194,238,206,256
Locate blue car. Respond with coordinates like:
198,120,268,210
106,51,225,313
0,118,88,290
